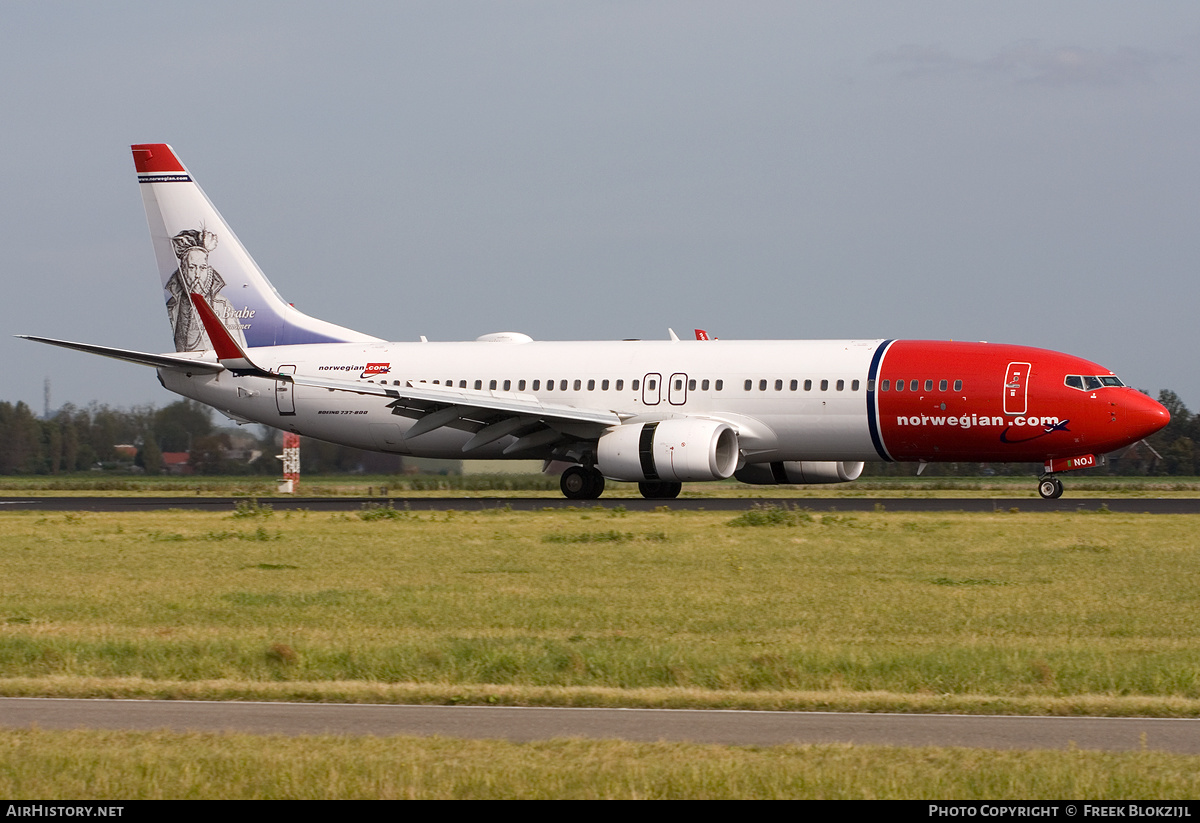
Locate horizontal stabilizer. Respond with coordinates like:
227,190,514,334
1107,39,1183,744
16,335,224,372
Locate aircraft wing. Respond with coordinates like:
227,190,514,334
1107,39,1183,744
290,372,623,453
16,335,225,373
185,293,622,454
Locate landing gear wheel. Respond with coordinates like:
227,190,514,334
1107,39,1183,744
638,481,682,500
1037,476,1064,500
560,466,605,500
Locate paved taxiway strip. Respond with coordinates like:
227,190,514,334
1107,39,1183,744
3,699,1199,752
2,497,1199,513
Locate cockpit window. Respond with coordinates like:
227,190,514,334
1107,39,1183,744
1065,374,1125,391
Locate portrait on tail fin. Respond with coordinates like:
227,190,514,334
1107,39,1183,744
164,228,247,352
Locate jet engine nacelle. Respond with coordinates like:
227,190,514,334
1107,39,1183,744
735,460,865,485
597,419,739,482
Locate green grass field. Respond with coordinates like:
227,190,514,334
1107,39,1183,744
4,504,1199,797
4,506,1199,710
1,473,1199,497
4,729,1199,800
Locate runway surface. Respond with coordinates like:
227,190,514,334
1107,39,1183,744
3,698,1198,752
2,496,1199,513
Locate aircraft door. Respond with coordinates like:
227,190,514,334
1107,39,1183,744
1003,362,1031,416
276,365,296,416
642,373,662,405
669,373,688,405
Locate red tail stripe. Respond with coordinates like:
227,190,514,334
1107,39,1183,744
131,144,186,174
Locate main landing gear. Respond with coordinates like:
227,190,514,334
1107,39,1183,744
560,466,606,500
1037,475,1064,500
558,467,683,500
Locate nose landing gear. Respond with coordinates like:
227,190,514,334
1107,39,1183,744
1037,454,1099,500
1037,475,1064,499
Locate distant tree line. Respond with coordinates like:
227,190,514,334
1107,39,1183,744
0,398,403,476
0,390,1197,476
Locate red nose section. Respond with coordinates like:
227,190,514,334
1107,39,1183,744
1125,391,1171,441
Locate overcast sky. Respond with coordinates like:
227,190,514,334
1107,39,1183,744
3,1,1198,415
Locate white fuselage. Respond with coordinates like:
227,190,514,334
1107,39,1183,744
159,338,885,463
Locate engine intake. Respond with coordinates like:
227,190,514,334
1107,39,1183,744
597,419,739,482
735,461,864,485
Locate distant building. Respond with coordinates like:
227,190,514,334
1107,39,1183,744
162,452,192,475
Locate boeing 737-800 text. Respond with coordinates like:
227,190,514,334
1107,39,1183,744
20,144,1170,499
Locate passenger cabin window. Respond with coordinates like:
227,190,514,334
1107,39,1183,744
474,380,482,390
759,379,768,391
617,380,625,391
587,379,595,391
632,380,639,391
601,379,609,390
896,380,904,392
924,380,933,392
775,379,783,391
715,380,723,391
852,380,860,391
820,379,829,391
881,380,889,391
518,380,526,391
939,379,947,391
954,380,963,392
836,379,844,391
804,379,812,391
532,380,540,390
745,380,753,391
574,380,581,391
701,379,709,391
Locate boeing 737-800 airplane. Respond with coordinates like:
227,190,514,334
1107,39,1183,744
21,144,1170,499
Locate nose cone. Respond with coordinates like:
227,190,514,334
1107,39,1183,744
1125,392,1171,441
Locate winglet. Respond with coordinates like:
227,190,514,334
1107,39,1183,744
188,293,270,375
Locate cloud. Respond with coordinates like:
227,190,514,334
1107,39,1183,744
875,40,1171,87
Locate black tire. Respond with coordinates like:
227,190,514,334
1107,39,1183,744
1050,477,1064,499
1038,477,1059,500
561,466,605,499
561,466,592,499
638,481,682,500
638,482,663,499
